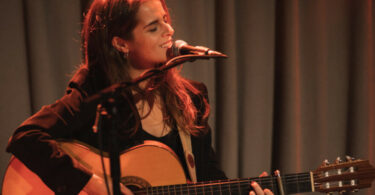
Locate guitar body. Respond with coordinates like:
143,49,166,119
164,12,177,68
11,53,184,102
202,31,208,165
2,140,187,195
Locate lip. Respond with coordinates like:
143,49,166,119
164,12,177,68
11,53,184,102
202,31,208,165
160,40,173,48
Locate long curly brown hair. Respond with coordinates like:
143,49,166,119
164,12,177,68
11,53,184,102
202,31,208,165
81,0,210,136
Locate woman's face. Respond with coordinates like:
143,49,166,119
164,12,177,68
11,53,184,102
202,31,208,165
123,0,174,75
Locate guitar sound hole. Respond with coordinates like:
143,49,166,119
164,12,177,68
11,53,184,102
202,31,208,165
126,185,142,192
121,176,151,194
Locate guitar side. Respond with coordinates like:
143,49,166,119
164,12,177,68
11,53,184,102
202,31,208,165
2,140,187,195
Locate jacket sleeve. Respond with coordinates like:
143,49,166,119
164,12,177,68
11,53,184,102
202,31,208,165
6,74,94,194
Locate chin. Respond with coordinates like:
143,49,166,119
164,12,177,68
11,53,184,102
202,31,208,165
156,56,168,64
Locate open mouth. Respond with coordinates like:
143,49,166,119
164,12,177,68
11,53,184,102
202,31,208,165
160,40,172,48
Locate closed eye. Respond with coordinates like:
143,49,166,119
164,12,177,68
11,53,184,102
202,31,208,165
144,14,168,32
149,27,157,32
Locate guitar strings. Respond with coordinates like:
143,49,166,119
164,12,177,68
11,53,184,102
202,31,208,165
134,175,310,191
134,174,315,194
134,180,312,195
131,166,370,194
133,178,355,195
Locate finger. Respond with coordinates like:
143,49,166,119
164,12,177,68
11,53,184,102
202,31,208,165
251,181,264,195
259,172,268,177
249,190,256,195
264,188,274,195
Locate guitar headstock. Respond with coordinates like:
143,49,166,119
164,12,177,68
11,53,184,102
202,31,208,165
313,156,375,194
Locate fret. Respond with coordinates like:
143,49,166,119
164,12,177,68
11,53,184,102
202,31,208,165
195,183,204,195
153,186,157,195
284,173,295,194
165,185,171,195
153,186,158,195
259,176,277,194
257,177,262,188
270,176,276,193
282,173,312,194
219,180,223,195
173,184,176,195
210,180,214,195
247,179,252,195
229,183,232,195
298,173,312,193
258,177,268,192
281,175,286,195
297,173,300,193
237,178,242,195
182,183,189,195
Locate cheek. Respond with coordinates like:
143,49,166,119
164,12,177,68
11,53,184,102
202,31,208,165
129,34,167,65
143,38,165,58
136,38,157,54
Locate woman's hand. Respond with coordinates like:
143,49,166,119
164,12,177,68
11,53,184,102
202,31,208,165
249,172,274,195
80,174,133,195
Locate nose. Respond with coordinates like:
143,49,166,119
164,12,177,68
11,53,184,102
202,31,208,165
163,22,174,37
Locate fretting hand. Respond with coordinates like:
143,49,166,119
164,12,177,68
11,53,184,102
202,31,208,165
249,172,274,195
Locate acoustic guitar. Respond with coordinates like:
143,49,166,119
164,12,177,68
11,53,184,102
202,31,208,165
2,140,375,194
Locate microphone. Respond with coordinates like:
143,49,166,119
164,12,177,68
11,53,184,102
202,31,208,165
170,40,227,57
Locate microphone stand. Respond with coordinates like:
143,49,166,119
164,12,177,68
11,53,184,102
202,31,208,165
85,53,227,195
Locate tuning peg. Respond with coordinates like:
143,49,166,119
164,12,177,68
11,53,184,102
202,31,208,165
322,159,330,166
335,157,342,164
346,155,355,161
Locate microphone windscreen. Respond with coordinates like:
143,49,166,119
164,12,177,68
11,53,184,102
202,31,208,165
170,40,187,57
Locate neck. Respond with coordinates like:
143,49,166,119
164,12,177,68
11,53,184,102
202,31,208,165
132,172,314,195
128,66,154,89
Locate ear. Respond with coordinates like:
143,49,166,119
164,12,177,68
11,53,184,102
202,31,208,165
112,36,129,53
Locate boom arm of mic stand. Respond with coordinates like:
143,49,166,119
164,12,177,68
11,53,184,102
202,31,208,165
84,53,227,105
131,53,227,84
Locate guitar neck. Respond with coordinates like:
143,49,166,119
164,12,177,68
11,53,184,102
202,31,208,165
134,172,314,195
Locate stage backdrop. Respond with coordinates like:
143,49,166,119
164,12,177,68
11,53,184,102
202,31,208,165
0,0,374,194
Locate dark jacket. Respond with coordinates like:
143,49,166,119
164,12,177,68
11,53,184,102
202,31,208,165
6,66,226,194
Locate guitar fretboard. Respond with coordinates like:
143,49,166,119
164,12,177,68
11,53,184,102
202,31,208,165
133,172,313,195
